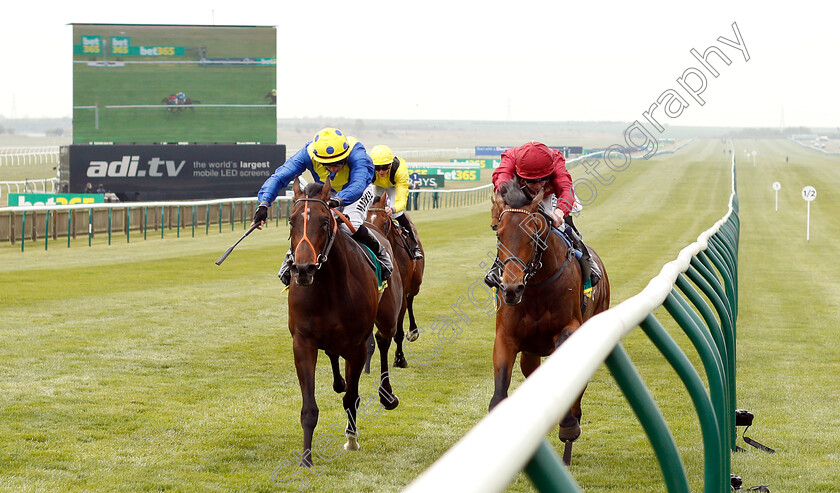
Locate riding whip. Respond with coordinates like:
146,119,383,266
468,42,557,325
215,223,260,265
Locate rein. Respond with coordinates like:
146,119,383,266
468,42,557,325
293,198,338,270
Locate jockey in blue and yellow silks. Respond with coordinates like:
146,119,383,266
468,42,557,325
252,127,393,285
369,144,423,260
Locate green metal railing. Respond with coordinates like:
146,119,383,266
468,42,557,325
404,151,740,493
2,185,493,251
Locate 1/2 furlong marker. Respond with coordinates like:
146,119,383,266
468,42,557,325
215,222,260,265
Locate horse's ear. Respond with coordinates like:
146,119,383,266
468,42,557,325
293,177,303,200
320,176,332,201
377,193,387,207
491,192,504,230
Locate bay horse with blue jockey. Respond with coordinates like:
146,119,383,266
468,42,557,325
273,176,404,466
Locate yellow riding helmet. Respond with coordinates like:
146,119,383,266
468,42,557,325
311,128,351,163
369,145,395,167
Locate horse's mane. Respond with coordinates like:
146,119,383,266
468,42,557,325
499,179,531,208
304,182,324,198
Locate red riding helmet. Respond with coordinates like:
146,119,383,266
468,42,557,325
515,142,554,179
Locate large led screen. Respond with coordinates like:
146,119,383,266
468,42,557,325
72,24,276,144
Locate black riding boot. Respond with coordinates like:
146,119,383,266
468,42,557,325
563,217,601,293
278,249,294,286
352,224,393,280
396,213,423,260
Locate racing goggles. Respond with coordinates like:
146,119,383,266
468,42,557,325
522,176,550,184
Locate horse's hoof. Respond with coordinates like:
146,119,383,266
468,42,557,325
394,354,408,368
380,394,399,411
407,329,420,342
344,435,360,451
558,423,581,442
333,379,346,393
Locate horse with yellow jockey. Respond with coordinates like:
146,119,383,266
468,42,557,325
369,145,424,260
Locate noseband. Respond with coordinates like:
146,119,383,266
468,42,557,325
293,198,338,270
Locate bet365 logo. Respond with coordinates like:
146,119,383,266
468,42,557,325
86,156,186,178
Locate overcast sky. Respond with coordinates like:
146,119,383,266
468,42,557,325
1,0,837,129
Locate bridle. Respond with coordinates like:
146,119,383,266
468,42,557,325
293,198,338,270
496,207,573,288
368,207,391,237
368,207,408,250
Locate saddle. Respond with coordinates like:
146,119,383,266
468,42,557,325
390,220,415,255
551,227,601,288
356,241,388,292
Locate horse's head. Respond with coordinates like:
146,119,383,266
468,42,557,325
289,177,336,286
366,194,391,236
494,179,552,305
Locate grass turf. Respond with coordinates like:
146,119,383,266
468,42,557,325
1,138,838,491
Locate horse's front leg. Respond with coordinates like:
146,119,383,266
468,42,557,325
326,351,345,393
376,330,400,410
292,338,319,466
520,351,540,378
363,334,375,374
406,294,420,342
393,301,408,368
489,332,518,412
342,344,367,451
555,321,583,442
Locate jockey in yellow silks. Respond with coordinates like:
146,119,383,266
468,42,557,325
369,145,423,260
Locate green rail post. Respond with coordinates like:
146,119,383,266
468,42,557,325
686,260,737,424
205,205,210,235
663,289,730,487
144,207,148,241
219,203,223,233
702,247,736,323
88,208,93,247
161,206,165,239
108,207,112,245
191,206,195,237
692,255,733,331
45,210,50,251
275,201,280,227
606,344,690,493
67,210,72,248
176,205,181,238
710,233,739,315
20,211,25,252
664,289,728,412
126,207,131,243
709,236,735,294
231,202,235,231
696,251,733,334
524,439,582,492
640,314,726,493
676,273,735,453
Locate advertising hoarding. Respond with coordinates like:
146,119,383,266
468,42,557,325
69,144,285,201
